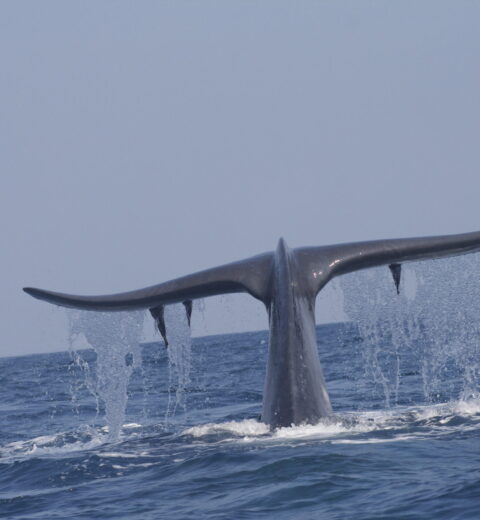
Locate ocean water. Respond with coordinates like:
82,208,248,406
1,261,480,519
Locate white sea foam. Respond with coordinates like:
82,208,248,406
0,422,145,462
101,451,140,459
3,399,478,462
333,435,417,444
403,397,480,422
181,398,480,445
183,419,269,438
123,423,142,429
1,435,105,460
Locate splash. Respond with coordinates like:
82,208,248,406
181,397,480,445
183,419,269,438
67,310,145,441
163,303,192,421
339,255,480,406
339,267,410,406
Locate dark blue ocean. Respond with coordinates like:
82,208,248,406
1,261,480,519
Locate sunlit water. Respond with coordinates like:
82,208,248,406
1,257,480,519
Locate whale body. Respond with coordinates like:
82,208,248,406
24,231,480,429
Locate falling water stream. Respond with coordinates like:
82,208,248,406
67,310,145,441
66,303,193,439
339,255,480,407
163,303,192,421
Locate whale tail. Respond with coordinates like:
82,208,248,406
24,230,480,428
24,230,480,313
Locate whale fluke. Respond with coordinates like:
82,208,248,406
23,252,274,311
23,230,480,429
389,263,402,294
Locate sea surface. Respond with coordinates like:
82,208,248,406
1,260,480,519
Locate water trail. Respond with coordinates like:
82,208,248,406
193,299,208,392
412,256,480,402
194,298,206,320
67,310,145,441
163,303,192,422
340,267,412,407
339,255,480,406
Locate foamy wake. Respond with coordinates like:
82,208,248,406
0,423,143,462
182,398,480,444
2,400,479,461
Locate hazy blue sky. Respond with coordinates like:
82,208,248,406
1,1,479,356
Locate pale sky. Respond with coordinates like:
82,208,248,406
1,1,479,356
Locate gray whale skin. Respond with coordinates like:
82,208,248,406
24,231,480,429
